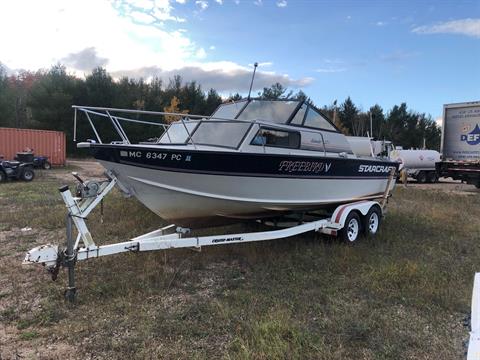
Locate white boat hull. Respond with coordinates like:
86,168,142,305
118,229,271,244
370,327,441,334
100,160,394,227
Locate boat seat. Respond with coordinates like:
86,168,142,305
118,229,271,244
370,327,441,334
1,160,20,168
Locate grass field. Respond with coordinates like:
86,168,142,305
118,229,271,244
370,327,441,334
1,170,479,359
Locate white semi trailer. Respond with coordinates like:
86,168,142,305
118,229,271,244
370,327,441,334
436,101,480,188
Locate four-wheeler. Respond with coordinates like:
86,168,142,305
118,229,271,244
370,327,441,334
15,151,52,169
32,155,52,169
0,160,35,182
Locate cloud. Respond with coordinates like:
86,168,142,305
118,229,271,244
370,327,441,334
195,0,208,10
249,62,273,67
119,0,186,23
376,21,386,27
0,0,197,72
209,45,216,50
276,0,287,7
0,0,309,98
380,50,417,62
412,18,480,38
195,47,207,59
62,47,109,71
315,68,346,73
323,58,345,65
315,58,347,73
254,0,262,6
110,63,314,93
175,0,186,3
435,116,442,127
215,0,223,4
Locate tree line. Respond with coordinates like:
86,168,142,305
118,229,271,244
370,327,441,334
0,63,441,153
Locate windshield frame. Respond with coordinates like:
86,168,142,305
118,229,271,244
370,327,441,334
187,120,255,150
286,103,341,134
211,99,249,120
235,99,301,124
157,120,200,145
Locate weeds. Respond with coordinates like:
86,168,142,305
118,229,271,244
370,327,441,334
0,176,477,359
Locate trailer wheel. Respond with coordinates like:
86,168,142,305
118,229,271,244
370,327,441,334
417,171,427,183
427,171,438,183
0,171,5,183
339,211,361,243
363,205,382,236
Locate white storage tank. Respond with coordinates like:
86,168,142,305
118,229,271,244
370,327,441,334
390,149,440,170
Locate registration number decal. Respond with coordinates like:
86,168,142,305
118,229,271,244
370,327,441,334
119,150,191,162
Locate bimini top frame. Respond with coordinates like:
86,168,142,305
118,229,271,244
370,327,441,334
72,105,331,155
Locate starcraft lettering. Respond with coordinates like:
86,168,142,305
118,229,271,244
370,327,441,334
358,165,395,173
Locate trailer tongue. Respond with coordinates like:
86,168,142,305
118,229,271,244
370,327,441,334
23,170,395,302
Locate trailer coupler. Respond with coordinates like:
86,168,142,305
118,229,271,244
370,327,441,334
24,245,72,281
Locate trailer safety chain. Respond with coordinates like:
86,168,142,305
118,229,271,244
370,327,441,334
47,250,64,281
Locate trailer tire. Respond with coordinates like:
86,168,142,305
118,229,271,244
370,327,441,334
417,171,427,183
339,211,361,243
363,205,382,236
427,171,438,183
0,171,5,183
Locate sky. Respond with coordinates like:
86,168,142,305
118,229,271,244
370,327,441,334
0,0,479,122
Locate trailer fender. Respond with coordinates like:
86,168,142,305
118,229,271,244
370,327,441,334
329,201,382,229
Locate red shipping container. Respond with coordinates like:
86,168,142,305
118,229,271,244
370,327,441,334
0,127,66,166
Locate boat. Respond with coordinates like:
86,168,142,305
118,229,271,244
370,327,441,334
74,98,399,227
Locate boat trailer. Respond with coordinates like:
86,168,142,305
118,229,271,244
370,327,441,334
23,170,395,302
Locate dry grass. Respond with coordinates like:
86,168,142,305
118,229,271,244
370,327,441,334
0,171,479,359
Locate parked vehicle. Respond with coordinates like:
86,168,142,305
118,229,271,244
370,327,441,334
15,151,52,170
436,101,480,188
390,149,441,183
32,155,52,169
0,160,35,182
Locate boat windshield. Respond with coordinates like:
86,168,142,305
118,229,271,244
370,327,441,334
211,100,247,119
158,121,199,144
189,121,252,148
237,100,299,124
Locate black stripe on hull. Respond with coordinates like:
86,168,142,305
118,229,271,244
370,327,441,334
91,144,399,179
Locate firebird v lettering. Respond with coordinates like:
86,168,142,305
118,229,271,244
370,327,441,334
278,161,332,173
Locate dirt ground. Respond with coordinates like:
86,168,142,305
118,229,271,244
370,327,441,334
403,177,479,195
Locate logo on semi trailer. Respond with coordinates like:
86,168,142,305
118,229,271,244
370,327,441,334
460,124,480,145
